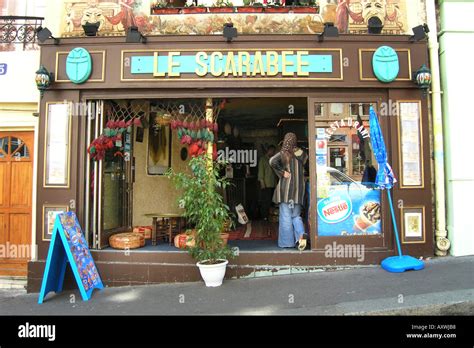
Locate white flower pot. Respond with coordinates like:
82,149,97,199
196,259,228,287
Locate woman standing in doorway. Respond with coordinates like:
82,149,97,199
270,133,309,251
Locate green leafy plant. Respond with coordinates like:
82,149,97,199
269,0,282,6
152,1,170,9
297,0,316,6
214,0,234,6
167,155,234,264
241,0,262,5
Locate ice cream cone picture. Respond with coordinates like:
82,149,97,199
353,201,381,233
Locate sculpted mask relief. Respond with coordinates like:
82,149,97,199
361,0,387,25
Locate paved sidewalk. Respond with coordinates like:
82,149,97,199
0,256,473,315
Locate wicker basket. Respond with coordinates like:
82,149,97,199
133,226,152,239
109,232,144,249
174,230,196,249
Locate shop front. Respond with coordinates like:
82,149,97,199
28,34,434,291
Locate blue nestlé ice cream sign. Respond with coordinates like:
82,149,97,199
317,186,381,237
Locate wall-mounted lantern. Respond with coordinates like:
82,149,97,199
35,65,53,97
413,64,432,95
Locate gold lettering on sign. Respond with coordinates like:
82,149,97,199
224,52,237,77
266,51,279,77
150,50,315,78
210,52,223,77
153,52,165,77
168,51,181,77
252,51,265,77
296,51,309,77
195,51,208,77
238,52,250,77
281,51,294,77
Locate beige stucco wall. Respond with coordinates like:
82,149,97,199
0,49,40,260
132,128,189,227
439,0,474,256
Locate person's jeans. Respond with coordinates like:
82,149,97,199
278,202,305,248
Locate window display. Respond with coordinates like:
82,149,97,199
315,103,381,237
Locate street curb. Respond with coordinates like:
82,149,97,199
347,301,474,316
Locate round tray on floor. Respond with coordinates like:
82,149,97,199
109,232,145,249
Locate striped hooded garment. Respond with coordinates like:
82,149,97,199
269,133,308,205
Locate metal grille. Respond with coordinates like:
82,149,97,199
104,99,224,123
151,99,224,121
0,16,43,49
104,100,150,122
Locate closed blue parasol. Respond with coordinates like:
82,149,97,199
369,106,424,273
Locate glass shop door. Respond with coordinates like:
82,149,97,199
308,99,390,252
86,100,133,249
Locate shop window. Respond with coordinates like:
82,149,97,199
315,102,380,237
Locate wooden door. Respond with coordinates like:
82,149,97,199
0,131,34,277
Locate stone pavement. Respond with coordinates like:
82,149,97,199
0,256,473,315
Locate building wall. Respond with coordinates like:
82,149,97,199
439,0,474,256
0,50,40,260
132,128,189,226
0,51,40,102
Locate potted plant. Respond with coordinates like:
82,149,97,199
181,3,208,14
265,0,289,13
209,0,235,13
167,154,235,287
289,0,319,13
236,0,264,13
151,1,182,14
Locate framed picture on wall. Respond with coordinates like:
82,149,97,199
401,206,425,244
42,205,69,241
44,102,72,187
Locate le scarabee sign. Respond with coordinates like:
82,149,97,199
131,50,333,78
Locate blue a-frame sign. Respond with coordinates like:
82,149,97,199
38,212,103,304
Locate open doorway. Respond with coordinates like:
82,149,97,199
88,97,310,252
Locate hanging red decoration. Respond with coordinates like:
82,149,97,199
88,115,142,161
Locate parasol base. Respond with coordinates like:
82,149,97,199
381,255,425,273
